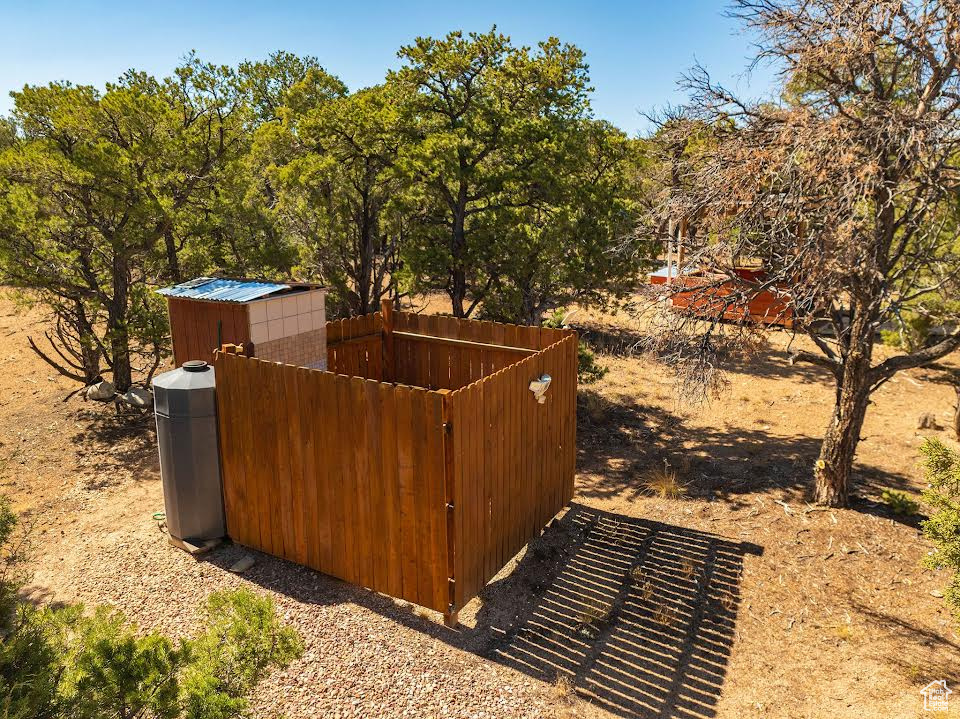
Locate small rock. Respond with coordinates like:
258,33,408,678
931,589,944,598
229,555,256,573
918,413,940,430
86,380,116,402
121,386,152,408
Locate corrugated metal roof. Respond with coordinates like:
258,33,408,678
157,277,290,303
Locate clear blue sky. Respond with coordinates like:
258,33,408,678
0,0,780,135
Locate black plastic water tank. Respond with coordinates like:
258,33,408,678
152,360,225,542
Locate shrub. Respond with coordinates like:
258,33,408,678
880,488,921,516
542,311,607,385
641,464,688,500
920,439,960,618
0,497,303,719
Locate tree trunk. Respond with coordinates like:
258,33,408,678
813,313,875,507
109,326,132,392
164,226,181,284
109,256,133,392
813,378,871,506
450,213,467,319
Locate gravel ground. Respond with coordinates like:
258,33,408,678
26,480,583,719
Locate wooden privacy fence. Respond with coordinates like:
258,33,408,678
213,308,577,624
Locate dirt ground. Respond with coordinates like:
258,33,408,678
3,290,960,719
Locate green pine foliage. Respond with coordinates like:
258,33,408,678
0,498,302,719
920,439,960,618
542,311,607,385
1,33,653,392
879,488,921,516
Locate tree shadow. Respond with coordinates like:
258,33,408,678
575,389,916,515
207,505,762,719
68,406,159,478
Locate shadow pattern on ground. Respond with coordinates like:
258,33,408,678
475,504,762,718
207,504,762,719
575,388,914,509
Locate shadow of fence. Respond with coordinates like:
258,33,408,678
201,503,762,718
475,504,762,718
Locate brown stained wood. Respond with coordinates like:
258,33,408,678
336,375,360,585
410,389,432,605
214,312,576,617
442,390,461,609
417,320,432,389
213,354,239,542
273,360,295,561
382,300,395,383
254,359,279,558
284,365,308,565
297,367,320,571
482,375,496,583
351,376,374,590
507,362,521,556
168,298,251,367
466,382,483,603
235,356,259,548
363,379,387,591
357,316,371,380
378,383,403,598
493,366,506,573
314,369,335,573
490,322,506,375
425,392,448,613
395,385,420,605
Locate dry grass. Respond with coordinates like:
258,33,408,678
642,463,689,499
575,598,614,638
653,603,679,627
679,557,698,582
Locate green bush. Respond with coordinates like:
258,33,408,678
880,488,921,516
542,311,608,385
0,498,303,719
920,439,960,618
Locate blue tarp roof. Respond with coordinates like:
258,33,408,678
156,277,290,303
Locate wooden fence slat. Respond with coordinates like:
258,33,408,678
314,368,335,574
364,379,388,591
395,385,419,604
352,376,374,590
379,383,403,598
297,367,319,571
240,357,262,549
285,364,307,565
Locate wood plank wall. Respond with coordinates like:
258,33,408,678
326,313,384,380
167,297,251,367
214,312,578,617
446,333,578,610
213,350,450,613
392,311,571,390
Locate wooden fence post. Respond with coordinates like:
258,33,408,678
382,298,395,383
438,388,458,628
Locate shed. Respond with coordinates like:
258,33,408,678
158,277,327,368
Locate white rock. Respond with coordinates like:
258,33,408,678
121,386,152,408
86,379,116,401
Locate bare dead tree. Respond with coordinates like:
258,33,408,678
633,0,960,506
